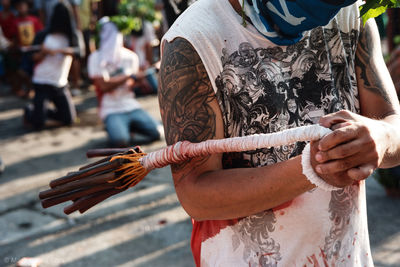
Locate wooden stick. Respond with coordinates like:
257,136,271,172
41,182,119,209
49,158,124,188
39,171,115,199
63,188,124,214
79,156,113,171
86,148,130,158
78,188,125,214
80,146,144,170
86,146,143,158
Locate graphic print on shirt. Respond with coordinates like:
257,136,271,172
231,210,281,266
324,186,359,260
214,23,360,266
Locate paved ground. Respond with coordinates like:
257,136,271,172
0,89,399,267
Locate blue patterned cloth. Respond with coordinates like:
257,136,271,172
242,0,357,45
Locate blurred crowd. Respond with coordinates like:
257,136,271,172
0,0,197,148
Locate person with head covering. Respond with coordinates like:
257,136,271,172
24,1,79,129
87,18,161,147
158,0,400,266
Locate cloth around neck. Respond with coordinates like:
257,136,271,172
241,0,357,45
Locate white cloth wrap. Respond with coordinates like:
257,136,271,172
301,143,341,191
140,124,339,191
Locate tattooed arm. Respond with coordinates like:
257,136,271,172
159,38,322,221
313,19,400,182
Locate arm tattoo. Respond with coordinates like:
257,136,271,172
355,22,392,104
159,38,217,174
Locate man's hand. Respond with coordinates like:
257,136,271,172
310,139,355,188
314,110,389,182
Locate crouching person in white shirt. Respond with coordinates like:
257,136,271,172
88,18,161,147
24,2,78,129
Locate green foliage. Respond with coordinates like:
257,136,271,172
98,0,161,35
118,0,159,23
360,0,400,25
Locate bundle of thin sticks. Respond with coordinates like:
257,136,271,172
39,147,143,214
39,124,332,215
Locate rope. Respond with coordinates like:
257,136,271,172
140,124,332,171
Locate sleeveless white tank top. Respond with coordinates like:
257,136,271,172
162,0,374,266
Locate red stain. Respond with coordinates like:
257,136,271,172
319,248,329,267
280,211,285,216
262,252,275,256
279,225,284,231
310,255,320,267
348,255,351,259
273,200,293,211
191,218,239,267
306,249,331,267
158,219,167,225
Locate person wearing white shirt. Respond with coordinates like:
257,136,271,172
88,19,161,147
24,2,78,129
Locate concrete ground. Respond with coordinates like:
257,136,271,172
0,90,399,267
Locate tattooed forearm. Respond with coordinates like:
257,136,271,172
159,38,217,173
355,21,392,104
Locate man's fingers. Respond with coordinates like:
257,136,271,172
318,125,358,152
319,110,356,128
319,117,347,129
315,151,377,174
347,164,375,181
315,139,362,163
330,121,353,131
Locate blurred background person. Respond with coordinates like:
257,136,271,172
24,2,78,129
126,19,158,96
9,0,43,97
0,0,21,96
0,0,15,41
34,0,85,96
35,0,81,27
78,0,98,87
88,19,160,147
13,0,43,47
